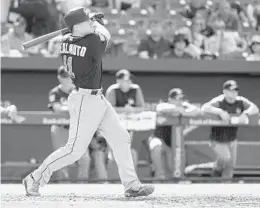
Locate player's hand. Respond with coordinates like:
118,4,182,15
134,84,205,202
218,110,230,122
139,51,149,59
237,113,249,124
124,104,135,112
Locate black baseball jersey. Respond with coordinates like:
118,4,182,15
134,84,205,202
60,33,107,89
209,95,250,142
108,84,139,107
154,102,190,147
48,85,70,110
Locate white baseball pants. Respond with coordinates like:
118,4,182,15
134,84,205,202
31,88,141,191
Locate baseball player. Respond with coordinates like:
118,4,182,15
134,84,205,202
105,69,146,169
48,66,90,181
201,80,259,179
23,7,154,197
149,88,200,179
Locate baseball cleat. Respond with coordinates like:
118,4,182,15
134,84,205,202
124,185,155,197
22,174,40,196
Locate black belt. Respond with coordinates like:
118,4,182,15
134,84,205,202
75,87,103,95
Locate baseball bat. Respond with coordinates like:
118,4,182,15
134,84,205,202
22,28,69,50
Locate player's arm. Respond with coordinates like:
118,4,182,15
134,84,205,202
93,20,111,47
156,103,181,115
135,86,145,108
240,96,259,116
201,96,224,115
181,102,201,116
105,87,116,106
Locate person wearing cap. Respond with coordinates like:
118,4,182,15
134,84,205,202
23,7,154,198
246,35,260,61
105,69,145,169
148,88,200,179
48,66,90,181
201,80,259,179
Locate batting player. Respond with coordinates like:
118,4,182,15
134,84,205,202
48,66,90,181
23,7,154,197
149,88,200,179
201,80,259,179
105,69,146,169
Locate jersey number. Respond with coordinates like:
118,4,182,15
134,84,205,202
63,55,75,78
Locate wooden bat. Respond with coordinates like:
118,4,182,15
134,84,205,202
22,28,69,50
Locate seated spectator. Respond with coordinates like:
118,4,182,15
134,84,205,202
163,33,193,59
209,0,241,32
137,20,170,59
181,0,210,20
247,0,260,28
112,0,141,11
204,19,247,55
229,0,248,24
1,15,39,57
246,35,260,61
189,18,207,50
45,35,63,57
10,0,59,37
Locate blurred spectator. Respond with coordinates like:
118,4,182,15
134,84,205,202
1,15,40,57
229,0,248,24
92,0,110,8
195,14,215,38
246,35,260,61
112,0,140,10
10,0,60,37
137,20,170,59
163,33,194,59
189,18,207,50
181,0,210,20
247,0,260,28
204,19,247,55
45,35,63,57
209,0,241,32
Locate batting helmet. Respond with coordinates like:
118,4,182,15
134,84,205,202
64,7,105,29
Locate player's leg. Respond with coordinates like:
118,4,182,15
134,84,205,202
222,140,237,179
211,141,230,177
148,136,166,179
50,125,69,180
98,99,154,197
24,92,106,195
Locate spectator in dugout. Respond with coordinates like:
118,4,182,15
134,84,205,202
105,69,146,169
246,35,260,61
1,14,39,57
136,19,170,59
148,88,200,179
201,80,259,179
